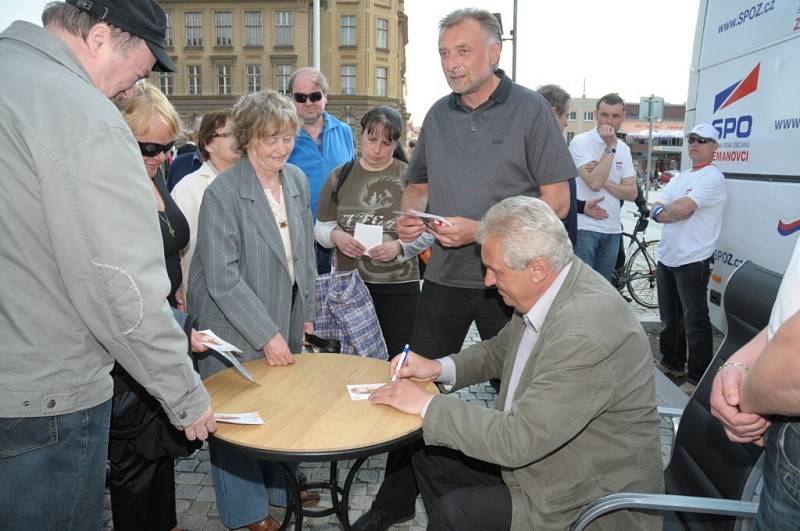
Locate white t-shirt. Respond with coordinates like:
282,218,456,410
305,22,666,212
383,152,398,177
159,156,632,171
768,238,800,339
656,164,727,267
570,127,636,234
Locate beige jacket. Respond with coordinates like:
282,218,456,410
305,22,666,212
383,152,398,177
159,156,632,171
424,259,663,530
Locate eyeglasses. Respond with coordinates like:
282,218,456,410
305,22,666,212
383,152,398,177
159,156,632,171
138,140,175,157
212,131,233,138
687,136,712,145
293,91,323,104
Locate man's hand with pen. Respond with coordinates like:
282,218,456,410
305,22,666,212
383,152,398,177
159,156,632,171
397,211,479,248
369,346,441,416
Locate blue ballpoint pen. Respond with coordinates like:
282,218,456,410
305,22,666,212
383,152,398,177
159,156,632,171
392,344,410,381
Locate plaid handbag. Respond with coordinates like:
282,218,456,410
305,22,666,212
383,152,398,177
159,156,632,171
313,268,388,360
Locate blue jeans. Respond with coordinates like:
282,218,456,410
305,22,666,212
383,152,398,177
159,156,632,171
575,230,621,281
209,439,290,528
0,399,111,531
656,258,713,383
756,420,800,531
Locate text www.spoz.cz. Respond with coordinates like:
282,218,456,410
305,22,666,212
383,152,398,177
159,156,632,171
718,0,776,34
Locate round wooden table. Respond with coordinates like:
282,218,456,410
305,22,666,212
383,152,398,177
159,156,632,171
203,353,438,530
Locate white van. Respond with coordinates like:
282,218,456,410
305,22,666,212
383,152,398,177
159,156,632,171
684,0,800,330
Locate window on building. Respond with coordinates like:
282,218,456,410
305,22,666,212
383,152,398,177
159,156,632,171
159,72,174,96
215,11,232,46
568,111,576,121
567,131,575,144
375,67,387,97
244,11,262,46
376,18,388,49
583,111,594,121
185,12,202,47
341,64,356,95
164,12,173,47
276,64,292,94
340,16,356,47
217,64,232,95
187,64,201,95
275,11,293,46
246,64,262,93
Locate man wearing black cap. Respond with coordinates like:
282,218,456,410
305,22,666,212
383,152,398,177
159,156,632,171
0,2,215,529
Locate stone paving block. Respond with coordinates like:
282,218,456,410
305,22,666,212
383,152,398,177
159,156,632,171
175,498,192,514
176,458,198,472
196,486,217,502
188,500,214,516
177,512,210,530
176,471,205,485
175,483,202,499
202,517,228,531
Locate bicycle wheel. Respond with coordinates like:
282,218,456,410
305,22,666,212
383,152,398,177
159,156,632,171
611,233,636,290
625,240,659,309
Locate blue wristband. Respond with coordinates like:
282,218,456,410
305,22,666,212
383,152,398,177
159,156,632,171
652,205,664,222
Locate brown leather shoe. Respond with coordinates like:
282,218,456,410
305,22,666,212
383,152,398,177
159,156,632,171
300,489,321,508
246,516,280,531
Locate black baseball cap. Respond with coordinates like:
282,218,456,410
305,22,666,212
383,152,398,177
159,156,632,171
65,0,176,73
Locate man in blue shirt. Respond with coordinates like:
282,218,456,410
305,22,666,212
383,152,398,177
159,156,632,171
287,67,355,273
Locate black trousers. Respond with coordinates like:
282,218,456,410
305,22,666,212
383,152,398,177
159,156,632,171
109,447,176,531
366,280,420,357
368,280,512,517
413,446,511,531
656,258,713,383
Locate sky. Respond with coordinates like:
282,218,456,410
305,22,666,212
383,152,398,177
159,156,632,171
0,0,702,123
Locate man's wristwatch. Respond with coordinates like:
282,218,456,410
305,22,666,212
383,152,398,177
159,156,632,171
604,146,616,155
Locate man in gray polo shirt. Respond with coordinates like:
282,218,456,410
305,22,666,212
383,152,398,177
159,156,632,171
399,8,574,361
354,8,574,531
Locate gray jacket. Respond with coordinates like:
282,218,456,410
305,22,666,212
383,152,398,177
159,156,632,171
189,159,316,378
0,22,209,426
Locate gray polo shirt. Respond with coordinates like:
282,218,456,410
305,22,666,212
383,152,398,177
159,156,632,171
406,70,576,289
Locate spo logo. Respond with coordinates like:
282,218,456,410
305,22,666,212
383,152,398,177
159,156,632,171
711,63,760,139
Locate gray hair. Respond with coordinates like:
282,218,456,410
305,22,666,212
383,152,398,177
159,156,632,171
476,196,573,271
231,91,300,154
42,2,141,55
439,8,503,46
537,84,571,117
287,67,330,95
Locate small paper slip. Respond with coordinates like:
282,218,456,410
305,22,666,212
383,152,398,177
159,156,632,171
393,209,452,227
354,222,383,252
213,411,264,425
347,383,385,400
200,330,258,384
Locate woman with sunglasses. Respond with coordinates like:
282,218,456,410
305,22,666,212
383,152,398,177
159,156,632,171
110,81,208,531
188,90,317,531
171,109,240,297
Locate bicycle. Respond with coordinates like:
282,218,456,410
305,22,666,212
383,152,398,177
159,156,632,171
612,210,660,309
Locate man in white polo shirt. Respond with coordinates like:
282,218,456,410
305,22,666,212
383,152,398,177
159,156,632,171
652,123,727,393
570,93,638,280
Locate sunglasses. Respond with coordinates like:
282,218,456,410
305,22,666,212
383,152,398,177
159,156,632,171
293,91,323,103
687,136,712,145
138,140,175,157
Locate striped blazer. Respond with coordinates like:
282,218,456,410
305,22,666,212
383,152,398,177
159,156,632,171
188,158,316,378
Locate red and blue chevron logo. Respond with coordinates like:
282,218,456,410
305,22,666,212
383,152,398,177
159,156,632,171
713,63,760,113
777,218,800,237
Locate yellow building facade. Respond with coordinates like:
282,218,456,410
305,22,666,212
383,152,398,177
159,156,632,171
153,0,407,133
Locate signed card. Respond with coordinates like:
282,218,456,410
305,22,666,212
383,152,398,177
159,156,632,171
198,330,241,353
213,411,264,425
354,222,384,252
393,209,453,227
347,383,385,400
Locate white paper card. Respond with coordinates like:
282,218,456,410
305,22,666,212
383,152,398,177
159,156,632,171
200,330,258,384
354,222,384,252
392,209,453,227
213,411,264,425
347,383,385,400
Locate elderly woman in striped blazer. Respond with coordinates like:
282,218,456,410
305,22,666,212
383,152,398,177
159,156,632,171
188,90,316,531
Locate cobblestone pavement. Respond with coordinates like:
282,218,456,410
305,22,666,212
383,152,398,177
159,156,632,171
103,309,683,531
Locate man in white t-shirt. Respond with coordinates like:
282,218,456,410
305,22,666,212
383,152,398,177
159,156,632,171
652,123,727,391
570,93,637,280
